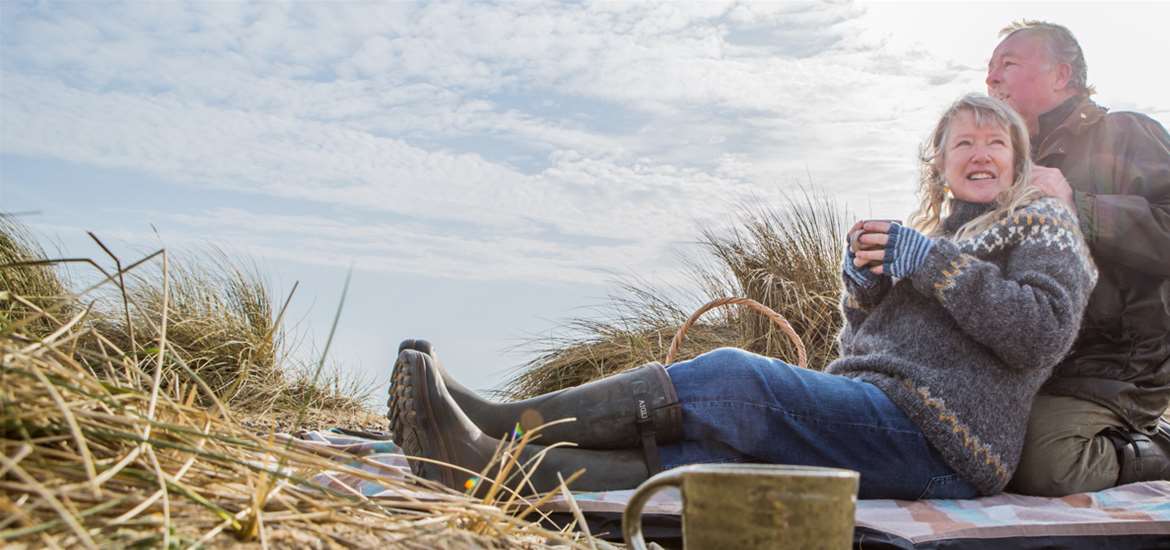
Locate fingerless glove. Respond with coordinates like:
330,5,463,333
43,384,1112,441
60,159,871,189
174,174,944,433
886,223,934,278
843,243,883,288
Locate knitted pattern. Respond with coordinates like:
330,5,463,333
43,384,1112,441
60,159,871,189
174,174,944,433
904,381,1009,481
830,198,1096,495
932,254,975,303
886,223,935,278
842,246,883,289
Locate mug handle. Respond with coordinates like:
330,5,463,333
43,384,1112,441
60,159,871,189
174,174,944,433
622,469,684,550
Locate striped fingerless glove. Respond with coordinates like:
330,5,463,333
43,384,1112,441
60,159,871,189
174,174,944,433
886,224,934,278
843,244,882,288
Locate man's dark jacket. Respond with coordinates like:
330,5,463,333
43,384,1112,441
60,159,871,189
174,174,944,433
1035,96,1170,432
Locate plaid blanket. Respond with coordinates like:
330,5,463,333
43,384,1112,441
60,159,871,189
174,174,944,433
288,430,1170,547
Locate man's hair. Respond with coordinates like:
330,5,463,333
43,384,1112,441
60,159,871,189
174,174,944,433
1000,20,1095,96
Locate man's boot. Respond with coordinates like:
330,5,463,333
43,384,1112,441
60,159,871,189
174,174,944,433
388,349,653,494
1103,419,1170,485
390,339,682,464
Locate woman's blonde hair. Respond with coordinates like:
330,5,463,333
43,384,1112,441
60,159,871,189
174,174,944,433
908,94,1045,240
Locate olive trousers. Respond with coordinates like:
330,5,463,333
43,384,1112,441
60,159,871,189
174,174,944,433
1008,394,1124,496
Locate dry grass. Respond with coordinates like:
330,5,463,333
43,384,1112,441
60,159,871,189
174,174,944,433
0,219,605,548
0,217,72,341
0,302,599,548
508,192,847,398
0,221,369,421
91,251,291,413
695,192,846,372
505,281,743,400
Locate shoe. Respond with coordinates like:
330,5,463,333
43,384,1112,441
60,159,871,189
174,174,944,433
392,339,683,469
394,339,492,434
388,349,652,494
1104,419,1170,485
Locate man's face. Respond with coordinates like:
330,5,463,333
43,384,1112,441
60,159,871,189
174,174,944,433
986,32,1066,129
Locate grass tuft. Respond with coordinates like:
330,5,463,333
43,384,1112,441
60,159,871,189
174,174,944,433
95,250,289,412
0,219,601,548
0,216,72,340
508,191,847,398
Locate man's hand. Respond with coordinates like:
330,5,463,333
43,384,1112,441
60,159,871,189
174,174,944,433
1030,164,1075,210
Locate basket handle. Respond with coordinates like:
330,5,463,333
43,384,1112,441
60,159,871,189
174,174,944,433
664,297,808,368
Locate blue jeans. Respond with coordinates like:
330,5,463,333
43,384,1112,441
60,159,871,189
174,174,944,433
659,348,978,500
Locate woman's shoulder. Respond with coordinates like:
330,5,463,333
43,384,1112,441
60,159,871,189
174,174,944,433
1007,197,1078,227
957,198,1086,257
995,198,1094,268
976,198,1081,240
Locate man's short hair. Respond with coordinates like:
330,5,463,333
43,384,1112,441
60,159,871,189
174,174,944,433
1000,20,1096,96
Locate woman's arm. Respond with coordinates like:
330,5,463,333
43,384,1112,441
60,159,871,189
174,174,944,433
905,200,1096,370
838,243,892,354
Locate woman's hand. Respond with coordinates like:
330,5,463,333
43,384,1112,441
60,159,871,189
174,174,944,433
849,220,893,275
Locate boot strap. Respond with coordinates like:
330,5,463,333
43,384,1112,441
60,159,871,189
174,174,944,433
633,389,663,474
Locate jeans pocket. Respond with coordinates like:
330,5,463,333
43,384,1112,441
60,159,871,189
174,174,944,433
917,473,974,500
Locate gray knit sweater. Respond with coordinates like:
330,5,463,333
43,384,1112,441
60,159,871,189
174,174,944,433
828,198,1096,495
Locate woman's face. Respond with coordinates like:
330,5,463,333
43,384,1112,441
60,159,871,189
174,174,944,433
942,110,1015,204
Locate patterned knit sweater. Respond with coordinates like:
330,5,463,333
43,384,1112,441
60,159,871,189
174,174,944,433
828,198,1096,495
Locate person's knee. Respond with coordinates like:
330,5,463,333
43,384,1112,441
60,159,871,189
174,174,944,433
670,347,776,398
667,347,743,390
1011,452,1080,496
702,346,751,363
1010,433,1118,496
682,347,752,372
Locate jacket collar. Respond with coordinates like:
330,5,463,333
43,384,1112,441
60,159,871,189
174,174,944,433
1034,96,1108,160
1037,96,1081,141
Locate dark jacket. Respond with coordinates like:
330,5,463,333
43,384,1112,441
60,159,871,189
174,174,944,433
1034,96,1170,432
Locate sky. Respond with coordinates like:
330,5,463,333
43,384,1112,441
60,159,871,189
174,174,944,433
3,1,1169,407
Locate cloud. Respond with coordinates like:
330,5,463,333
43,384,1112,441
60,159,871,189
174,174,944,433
2,1,1020,284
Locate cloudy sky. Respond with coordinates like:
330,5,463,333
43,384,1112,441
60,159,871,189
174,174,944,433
3,1,1169,403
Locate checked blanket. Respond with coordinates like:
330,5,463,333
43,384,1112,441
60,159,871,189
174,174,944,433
286,430,1170,548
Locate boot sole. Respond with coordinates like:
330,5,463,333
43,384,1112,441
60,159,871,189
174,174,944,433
385,341,426,439
397,338,434,356
388,350,456,488
387,339,432,437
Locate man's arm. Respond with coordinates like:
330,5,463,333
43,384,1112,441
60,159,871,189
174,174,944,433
1075,115,1170,275
1039,115,1170,277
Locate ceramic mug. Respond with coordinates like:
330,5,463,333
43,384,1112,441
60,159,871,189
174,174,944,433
850,219,903,268
622,463,859,550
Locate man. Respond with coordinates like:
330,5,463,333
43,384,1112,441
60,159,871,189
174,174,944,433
985,20,1170,496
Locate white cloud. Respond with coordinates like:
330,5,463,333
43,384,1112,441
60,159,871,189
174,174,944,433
4,1,1167,286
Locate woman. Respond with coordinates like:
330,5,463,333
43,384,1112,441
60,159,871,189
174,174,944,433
388,94,1096,499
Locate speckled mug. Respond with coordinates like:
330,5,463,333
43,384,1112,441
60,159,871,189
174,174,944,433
622,464,859,550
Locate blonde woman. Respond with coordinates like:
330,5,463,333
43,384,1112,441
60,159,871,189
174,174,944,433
388,94,1096,499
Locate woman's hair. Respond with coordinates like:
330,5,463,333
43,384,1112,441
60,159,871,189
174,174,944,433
908,94,1045,240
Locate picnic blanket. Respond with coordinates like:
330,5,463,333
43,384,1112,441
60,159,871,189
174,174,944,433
289,430,1170,549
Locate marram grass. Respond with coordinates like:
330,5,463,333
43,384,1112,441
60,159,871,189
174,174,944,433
508,192,846,398
0,324,600,548
0,220,603,548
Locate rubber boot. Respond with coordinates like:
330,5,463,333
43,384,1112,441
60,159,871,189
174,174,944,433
388,349,652,495
393,339,494,432
393,339,683,455
1104,419,1170,485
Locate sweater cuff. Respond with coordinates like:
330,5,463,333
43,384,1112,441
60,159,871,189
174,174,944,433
886,224,935,278
843,245,881,289
908,239,963,301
